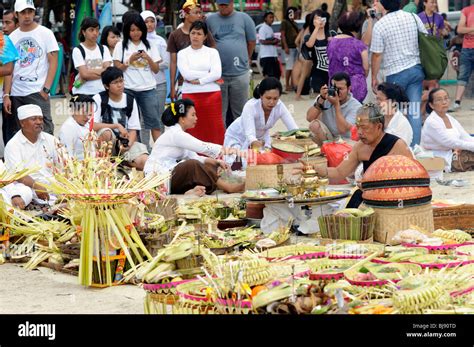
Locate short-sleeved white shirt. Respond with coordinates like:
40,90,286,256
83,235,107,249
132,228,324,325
72,44,112,95
370,10,427,76
93,93,141,131
258,23,278,58
9,25,59,96
58,116,90,159
113,41,161,91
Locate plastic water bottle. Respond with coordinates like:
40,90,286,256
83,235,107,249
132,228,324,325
73,79,84,89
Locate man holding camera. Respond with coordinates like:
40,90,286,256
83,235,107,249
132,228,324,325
306,72,361,146
92,67,149,171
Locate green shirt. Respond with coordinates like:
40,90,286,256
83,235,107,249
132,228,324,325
403,2,418,14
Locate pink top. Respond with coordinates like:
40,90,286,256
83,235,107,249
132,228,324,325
462,5,474,49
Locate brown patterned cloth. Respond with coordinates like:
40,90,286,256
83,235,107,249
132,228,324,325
170,159,218,194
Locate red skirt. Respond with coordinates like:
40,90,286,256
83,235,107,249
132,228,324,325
182,91,224,145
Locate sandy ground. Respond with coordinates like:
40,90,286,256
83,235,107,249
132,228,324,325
2,83,474,314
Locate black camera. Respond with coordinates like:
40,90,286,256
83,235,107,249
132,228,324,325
117,136,129,148
137,49,144,53
369,9,376,18
328,86,339,97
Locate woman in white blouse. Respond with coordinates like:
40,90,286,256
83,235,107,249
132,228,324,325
144,99,244,196
224,77,299,154
375,82,413,146
177,20,225,145
113,13,162,145
421,88,474,172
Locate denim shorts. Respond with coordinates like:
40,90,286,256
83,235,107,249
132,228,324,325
125,88,163,130
457,48,474,86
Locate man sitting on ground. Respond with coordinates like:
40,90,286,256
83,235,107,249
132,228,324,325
306,72,361,145
302,104,413,207
4,104,59,209
92,67,148,170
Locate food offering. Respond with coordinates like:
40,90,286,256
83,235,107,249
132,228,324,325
393,227,473,252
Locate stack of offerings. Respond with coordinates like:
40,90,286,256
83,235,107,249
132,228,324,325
361,155,434,244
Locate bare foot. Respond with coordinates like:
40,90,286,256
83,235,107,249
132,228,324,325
184,186,206,197
294,95,306,101
217,179,245,193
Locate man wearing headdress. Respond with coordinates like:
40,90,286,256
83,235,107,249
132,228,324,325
301,104,413,208
4,104,59,208
167,0,216,100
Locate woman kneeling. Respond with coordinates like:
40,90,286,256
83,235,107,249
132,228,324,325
144,99,244,196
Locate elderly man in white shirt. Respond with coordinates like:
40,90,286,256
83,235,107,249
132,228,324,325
4,104,59,208
370,0,427,147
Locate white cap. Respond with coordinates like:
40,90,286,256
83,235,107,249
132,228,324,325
14,0,36,12
17,104,42,121
141,10,156,23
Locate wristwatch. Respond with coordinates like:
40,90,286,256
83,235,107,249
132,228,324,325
42,86,50,94
314,95,328,110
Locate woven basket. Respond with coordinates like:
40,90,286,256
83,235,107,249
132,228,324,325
145,230,173,257
272,137,316,146
175,254,203,270
146,198,177,220
372,204,434,245
317,214,375,241
433,204,474,233
144,293,179,314
245,157,327,190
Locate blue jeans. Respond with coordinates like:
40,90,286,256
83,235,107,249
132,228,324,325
125,88,162,130
386,64,424,146
125,88,162,149
457,48,474,86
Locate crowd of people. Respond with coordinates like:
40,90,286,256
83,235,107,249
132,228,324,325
0,0,472,209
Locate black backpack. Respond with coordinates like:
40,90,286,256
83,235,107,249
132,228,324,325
69,44,105,92
98,91,134,126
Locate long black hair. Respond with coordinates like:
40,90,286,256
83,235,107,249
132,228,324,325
122,13,150,50
309,9,329,37
162,99,195,127
100,25,121,48
79,17,99,42
377,82,409,104
252,77,282,99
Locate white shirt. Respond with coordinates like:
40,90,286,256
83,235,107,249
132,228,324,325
258,23,278,58
177,45,221,94
147,32,169,85
144,124,222,176
113,41,161,91
9,25,59,96
4,131,58,185
421,111,474,171
58,116,90,160
370,10,427,76
224,98,298,149
385,110,413,146
93,93,141,131
72,43,112,95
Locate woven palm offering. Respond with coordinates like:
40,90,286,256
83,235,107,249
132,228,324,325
0,162,40,249
361,155,432,208
318,208,375,241
46,136,169,287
